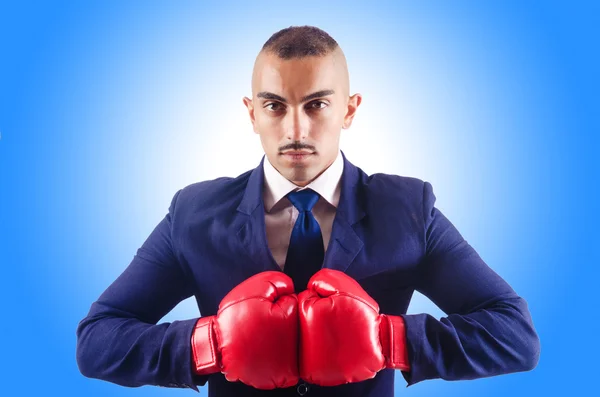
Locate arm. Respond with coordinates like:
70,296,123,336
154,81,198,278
399,182,541,386
75,189,208,391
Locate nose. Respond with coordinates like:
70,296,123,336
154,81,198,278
285,109,309,141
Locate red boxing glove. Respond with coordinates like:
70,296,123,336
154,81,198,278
298,269,410,386
191,271,299,389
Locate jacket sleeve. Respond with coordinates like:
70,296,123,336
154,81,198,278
399,181,541,387
75,189,209,392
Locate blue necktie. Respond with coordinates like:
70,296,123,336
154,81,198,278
284,189,325,293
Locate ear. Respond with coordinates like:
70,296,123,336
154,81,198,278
242,96,258,134
342,93,362,129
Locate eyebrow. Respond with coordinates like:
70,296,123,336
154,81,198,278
256,89,335,103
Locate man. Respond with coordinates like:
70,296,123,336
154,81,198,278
76,26,540,396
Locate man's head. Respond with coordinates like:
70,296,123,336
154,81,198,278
243,26,362,187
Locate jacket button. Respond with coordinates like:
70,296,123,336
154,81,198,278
297,382,310,395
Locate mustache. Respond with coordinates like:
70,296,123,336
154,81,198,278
278,142,316,152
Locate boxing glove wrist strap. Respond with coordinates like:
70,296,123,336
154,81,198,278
191,316,220,375
380,314,411,371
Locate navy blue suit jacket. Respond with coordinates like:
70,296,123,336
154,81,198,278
76,152,540,396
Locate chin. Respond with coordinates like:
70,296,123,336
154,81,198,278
281,167,312,185
289,170,311,182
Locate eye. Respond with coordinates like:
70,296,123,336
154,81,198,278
307,100,328,110
265,102,284,112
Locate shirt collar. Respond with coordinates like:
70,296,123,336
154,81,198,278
263,150,343,212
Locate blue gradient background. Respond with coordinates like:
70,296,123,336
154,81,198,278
1,1,598,395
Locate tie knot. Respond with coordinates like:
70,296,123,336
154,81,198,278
287,189,320,212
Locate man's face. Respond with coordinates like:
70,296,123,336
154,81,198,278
243,50,361,186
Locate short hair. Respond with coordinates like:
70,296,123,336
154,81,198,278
261,25,339,59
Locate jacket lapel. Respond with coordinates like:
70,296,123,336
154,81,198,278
323,151,366,273
236,156,281,273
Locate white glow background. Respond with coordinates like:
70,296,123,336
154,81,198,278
1,1,597,396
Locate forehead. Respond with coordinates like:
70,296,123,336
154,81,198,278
252,53,343,101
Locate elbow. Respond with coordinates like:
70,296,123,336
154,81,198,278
75,319,100,379
521,330,541,371
76,343,94,379
498,297,541,373
512,302,541,372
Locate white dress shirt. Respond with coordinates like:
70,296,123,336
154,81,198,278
263,151,344,271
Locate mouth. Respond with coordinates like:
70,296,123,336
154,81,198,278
280,150,315,161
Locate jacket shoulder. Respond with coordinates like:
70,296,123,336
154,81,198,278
169,169,253,215
365,172,426,201
363,172,439,227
